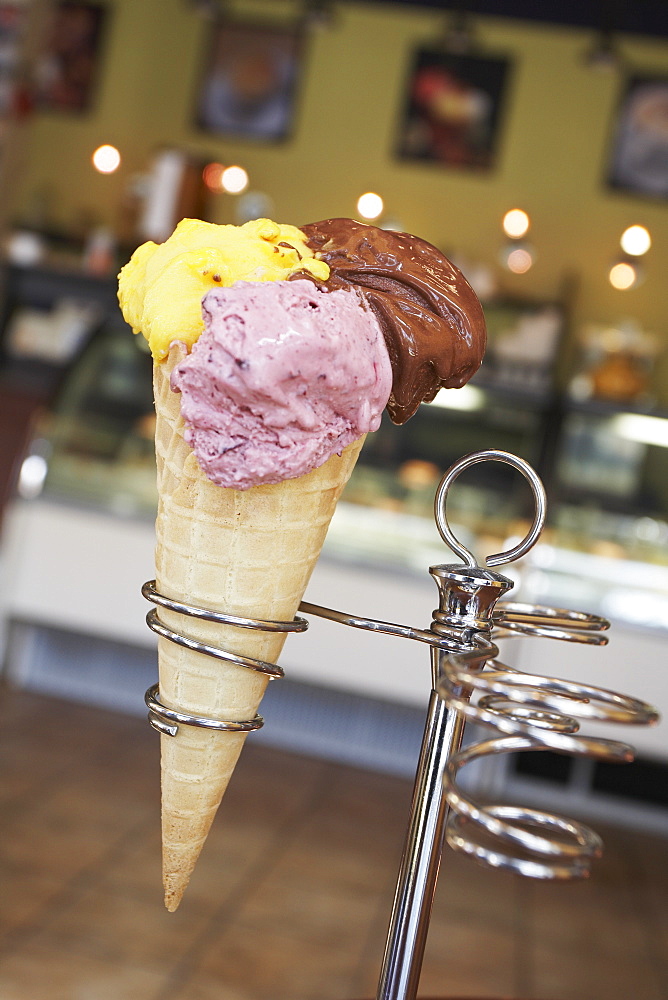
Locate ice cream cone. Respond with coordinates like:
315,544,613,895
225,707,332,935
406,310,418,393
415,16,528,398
153,343,364,910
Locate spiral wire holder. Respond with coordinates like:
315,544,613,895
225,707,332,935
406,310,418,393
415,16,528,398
141,448,659,1000
141,579,308,737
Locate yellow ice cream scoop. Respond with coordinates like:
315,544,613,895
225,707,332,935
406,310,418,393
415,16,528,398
118,217,330,360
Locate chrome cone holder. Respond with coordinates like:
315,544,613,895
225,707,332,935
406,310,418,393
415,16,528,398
302,449,658,1000
142,448,659,1000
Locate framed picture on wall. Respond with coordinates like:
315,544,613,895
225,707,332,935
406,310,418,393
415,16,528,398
607,74,668,200
396,49,511,170
0,4,27,116
34,1,107,113
195,20,303,142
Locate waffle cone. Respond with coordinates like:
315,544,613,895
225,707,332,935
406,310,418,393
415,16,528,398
153,343,364,910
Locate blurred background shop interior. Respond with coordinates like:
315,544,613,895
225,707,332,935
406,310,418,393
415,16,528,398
0,0,667,833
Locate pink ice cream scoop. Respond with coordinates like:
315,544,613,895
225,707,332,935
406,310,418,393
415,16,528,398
171,279,392,490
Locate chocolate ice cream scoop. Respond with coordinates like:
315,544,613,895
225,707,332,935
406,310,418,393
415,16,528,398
298,218,486,424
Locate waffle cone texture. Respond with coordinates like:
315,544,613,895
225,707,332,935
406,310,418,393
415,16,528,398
153,343,364,910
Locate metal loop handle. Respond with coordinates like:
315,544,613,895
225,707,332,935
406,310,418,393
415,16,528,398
434,449,547,568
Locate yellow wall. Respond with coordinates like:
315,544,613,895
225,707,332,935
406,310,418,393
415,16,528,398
14,0,668,391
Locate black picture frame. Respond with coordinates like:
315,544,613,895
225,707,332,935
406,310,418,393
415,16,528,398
396,49,511,170
607,74,668,201
195,19,304,143
34,1,107,114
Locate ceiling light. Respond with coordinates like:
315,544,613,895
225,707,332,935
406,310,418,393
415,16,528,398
202,162,225,192
502,208,530,239
620,225,651,256
357,192,384,220
221,165,249,194
609,261,638,290
92,144,121,174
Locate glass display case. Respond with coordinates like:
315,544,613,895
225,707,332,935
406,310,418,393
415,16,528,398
527,400,668,634
26,320,157,518
15,306,668,632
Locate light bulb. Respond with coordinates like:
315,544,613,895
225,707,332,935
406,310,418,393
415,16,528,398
221,165,249,194
357,192,384,220
502,208,530,239
202,162,225,192
506,246,533,273
92,144,121,174
609,261,637,290
620,225,651,256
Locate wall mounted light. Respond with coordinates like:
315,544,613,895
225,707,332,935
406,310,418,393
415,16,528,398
92,144,121,174
608,224,651,289
620,224,651,256
499,207,534,273
202,163,249,195
502,208,530,239
502,244,535,274
221,165,249,194
608,260,642,290
202,162,225,192
357,192,384,221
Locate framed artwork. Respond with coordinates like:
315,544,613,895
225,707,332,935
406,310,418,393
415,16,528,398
607,74,668,200
35,1,107,113
195,20,303,142
0,4,27,117
396,49,511,170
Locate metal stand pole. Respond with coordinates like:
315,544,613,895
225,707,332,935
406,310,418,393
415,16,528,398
376,647,467,1000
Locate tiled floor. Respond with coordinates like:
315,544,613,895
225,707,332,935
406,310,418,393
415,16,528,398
1,687,667,1000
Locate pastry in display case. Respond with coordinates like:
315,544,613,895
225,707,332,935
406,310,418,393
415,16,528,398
335,384,549,573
